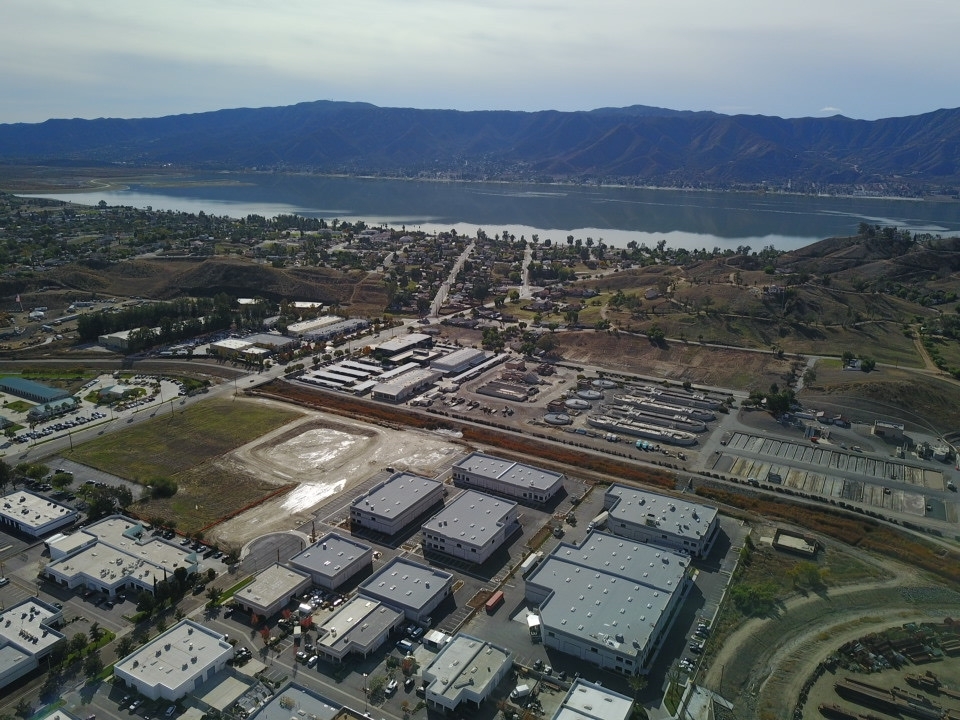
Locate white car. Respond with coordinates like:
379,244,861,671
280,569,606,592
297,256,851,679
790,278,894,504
385,679,399,696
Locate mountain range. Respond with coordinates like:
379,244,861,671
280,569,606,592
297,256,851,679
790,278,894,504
1,101,959,191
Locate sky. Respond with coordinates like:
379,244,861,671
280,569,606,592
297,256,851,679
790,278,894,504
3,0,959,125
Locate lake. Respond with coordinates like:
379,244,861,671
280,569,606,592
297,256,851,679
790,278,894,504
24,173,960,251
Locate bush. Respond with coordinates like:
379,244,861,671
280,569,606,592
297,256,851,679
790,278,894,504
150,477,178,498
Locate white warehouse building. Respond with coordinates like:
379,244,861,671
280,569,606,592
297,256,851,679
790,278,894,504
289,532,373,591
602,485,720,558
422,490,520,564
525,531,691,676
350,472,444,536
114,619,233,701
451,452,565,505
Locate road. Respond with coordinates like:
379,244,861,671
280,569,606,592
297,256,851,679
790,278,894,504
431,239,475,318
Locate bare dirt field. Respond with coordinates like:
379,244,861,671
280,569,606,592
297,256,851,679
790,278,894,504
204,403,467,548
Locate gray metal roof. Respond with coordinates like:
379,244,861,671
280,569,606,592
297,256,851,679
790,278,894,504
454,452,564,492
359,557,453,612
290,533,371,579
422,490,516,546
351,472,442,519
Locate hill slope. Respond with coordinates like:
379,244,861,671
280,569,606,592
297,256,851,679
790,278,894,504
1,102,959,189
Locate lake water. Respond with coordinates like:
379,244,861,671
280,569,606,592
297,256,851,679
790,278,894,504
25,173,960,251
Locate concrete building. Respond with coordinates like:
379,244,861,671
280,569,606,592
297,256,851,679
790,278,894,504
287,316,345,337
45,515,198,597
98,329,137,351
314,596,403,662
372,333,432,360
0,377,71,404
350,473,444,536
550,679,634,720
0,599,65,691
451,452,565,505
421,633,513,713
430,348,489,376
99,383,138,401
371,368,441,402
242,333,300,354
422,490,520,564
602,485,720,558
0,490,79,538
302,318,369,342
249,683,341,720
114,619,233,701
358,557,454,624
233,564,313,619
289,533,373,591
209,338,251,358
525,531,691,676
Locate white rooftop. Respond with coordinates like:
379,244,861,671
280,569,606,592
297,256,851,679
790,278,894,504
316,597,402,654
376,333,431,353
0,490,77,531
0,599,65,656
238,564,311,608
359,557,453,612
115,619,232,692
552,679,633,720
605,485,718,543
424,633,512,703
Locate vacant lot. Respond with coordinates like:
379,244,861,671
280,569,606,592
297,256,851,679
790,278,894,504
66,397,303,481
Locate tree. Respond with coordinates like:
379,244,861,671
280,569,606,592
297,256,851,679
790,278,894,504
89,621,103,643
50,471,74,492
116,635,135,658
68,632,88,656
84,650,104,678
0,459,11,493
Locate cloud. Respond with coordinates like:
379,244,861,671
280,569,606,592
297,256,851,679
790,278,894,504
819,107,845,116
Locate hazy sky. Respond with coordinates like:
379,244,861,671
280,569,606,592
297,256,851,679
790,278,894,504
3,0,959,124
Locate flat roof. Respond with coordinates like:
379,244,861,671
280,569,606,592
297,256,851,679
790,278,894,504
528,532,689,661
290,533,372,580
0,599,65,656
373,368,440,397
431,347,487,371
316,597,402,653
376,333,431,353
251,684,341,720
287,316,345,334
243,333,294,347
605,485,717,543
237,564,311,609
0,644,32,683
359,557,453,612
425,633,512,703
0,490,78,531
351,473,442,520
454,452,564,492
211,338,251,351
116,619,232,690
48,515,195,587
422,490,516,547
553,680,633,720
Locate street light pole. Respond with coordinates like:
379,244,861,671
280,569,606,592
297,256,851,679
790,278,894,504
363,673,368,713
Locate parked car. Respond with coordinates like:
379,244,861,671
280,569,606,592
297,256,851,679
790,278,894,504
385,679,399,696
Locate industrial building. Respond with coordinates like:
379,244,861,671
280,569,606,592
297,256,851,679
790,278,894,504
550,679,634,720
233,563,313,619
209,338,251,358
451,452,565,505
249,683,342,720
0,490,79,537
286,315,346,337
45,515,198,597
27,397,80,422
429,347,489,376
302,318,369,342
289,533,373,591
421,490,520,564
872,420,906,441
358,557,454,624
371,332,432,361
0,599,65,691
525,531,691,676
0,377,71,404
349,472,444,536
314,596,403,662
421,633,514,713
114,619,233,701
601,485,720,558
371,367,441,402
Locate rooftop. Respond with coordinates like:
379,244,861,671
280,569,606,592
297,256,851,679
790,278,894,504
552,679,633,720
351,473,442,519
0,599,65,656
238,564,311,608
0,490,78,531
290,533,372,579
115,619,232,691
376,333,431,354
250,684,341,720
316,597,402,653
359,557,453,611
605,485,717,543
0,376,71,402
424,633,512,703
454,452,564,492
422,490,516,547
